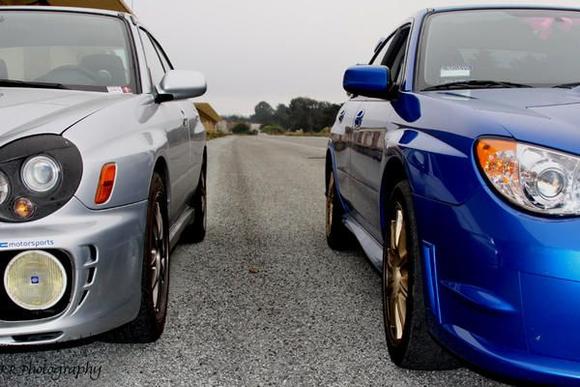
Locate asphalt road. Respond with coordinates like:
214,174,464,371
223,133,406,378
0,135,502,386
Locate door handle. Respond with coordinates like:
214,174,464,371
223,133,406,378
179,109,189,129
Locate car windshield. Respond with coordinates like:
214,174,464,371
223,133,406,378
0,10,136,92
418,9,580,90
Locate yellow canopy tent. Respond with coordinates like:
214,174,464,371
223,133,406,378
0,0,132,13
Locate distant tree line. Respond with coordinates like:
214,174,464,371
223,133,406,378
224,98,341,133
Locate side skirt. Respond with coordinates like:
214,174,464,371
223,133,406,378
169,206,195,250
343,215,384,272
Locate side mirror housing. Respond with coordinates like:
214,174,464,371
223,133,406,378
343,65,390,98
156,70,207,102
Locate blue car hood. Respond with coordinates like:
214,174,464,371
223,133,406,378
428,88,580,156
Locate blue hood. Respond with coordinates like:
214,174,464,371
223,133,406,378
426,88,580,156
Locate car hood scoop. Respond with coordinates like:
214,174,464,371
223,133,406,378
0,88,127,146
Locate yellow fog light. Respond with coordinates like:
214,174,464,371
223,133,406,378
4,251,67,311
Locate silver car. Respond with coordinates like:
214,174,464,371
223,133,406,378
0,6,208,345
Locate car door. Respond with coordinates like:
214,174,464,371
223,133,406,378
332,101,358,205
150,35,203,188
139,29,192,223
336,33,397,207
349,25,411,241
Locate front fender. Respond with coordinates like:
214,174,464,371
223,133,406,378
63,96,169,210
384,128,479,206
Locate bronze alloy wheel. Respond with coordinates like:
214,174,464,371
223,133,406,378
382,181,458,370
386,202,409,343
325,169,354,250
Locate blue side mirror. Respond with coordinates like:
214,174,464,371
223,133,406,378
343,65,390,98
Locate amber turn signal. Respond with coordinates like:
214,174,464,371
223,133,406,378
13,197,35,219
95,163,117,205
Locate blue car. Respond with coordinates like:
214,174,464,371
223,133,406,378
326,5,580,384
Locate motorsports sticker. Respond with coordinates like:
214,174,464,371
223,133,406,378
0,240,56,249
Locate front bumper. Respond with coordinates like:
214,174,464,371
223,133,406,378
415,184,580,384
0,197,147,346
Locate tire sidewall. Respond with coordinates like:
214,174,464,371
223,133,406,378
383,181,420,363
144,174,170,330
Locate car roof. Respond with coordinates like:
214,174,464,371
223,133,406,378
0,6,130,18
425,4,580,14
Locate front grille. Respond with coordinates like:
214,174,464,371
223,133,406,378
0,250,73,321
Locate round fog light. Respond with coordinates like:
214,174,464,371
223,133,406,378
4,251,67,311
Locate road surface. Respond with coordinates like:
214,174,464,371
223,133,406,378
0,135,501,386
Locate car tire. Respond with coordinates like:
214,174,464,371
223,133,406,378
182,164,207,243
106,172,170,343
326,170,353,250
383,180,458,370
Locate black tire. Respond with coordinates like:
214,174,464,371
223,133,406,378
383,180,458,370
182,164,207,243
106,173,170,343
326,170,354,250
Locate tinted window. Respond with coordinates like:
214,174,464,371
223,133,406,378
418,9,580,89
387,27,410,84
139,29,165,87
0,11,136,92
152,38,173,71
370,35,394,65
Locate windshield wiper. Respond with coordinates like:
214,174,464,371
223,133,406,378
553,82,580,89
0,79,70,90
423,80,533,91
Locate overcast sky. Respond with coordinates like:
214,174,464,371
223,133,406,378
132,0,579,115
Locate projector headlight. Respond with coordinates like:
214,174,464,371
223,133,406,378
21,155,61,193
476,138,580,216
4,251,67,311
0,135,82,222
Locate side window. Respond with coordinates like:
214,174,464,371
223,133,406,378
370,34,394,65
139,29,166,87
151,37,174,72
382,26,411,85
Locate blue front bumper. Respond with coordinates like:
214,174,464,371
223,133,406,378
415,185,580,384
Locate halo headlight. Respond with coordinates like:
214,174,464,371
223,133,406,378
21,155,61,193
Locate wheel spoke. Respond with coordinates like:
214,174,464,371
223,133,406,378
386,201,411,343
155,205,163,241
395,209,403,245
399,281,408,298
390,220,397,250
395,298,404,339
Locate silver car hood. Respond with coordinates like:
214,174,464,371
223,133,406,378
0,88,129,146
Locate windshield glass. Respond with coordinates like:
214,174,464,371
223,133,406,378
418,9,580,90
0,11,136,92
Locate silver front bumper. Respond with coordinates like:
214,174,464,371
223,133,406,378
0,197,148,345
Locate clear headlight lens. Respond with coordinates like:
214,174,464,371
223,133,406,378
21,155,61,193
4,251,67,311
0,171,9,205
476,138,580,216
